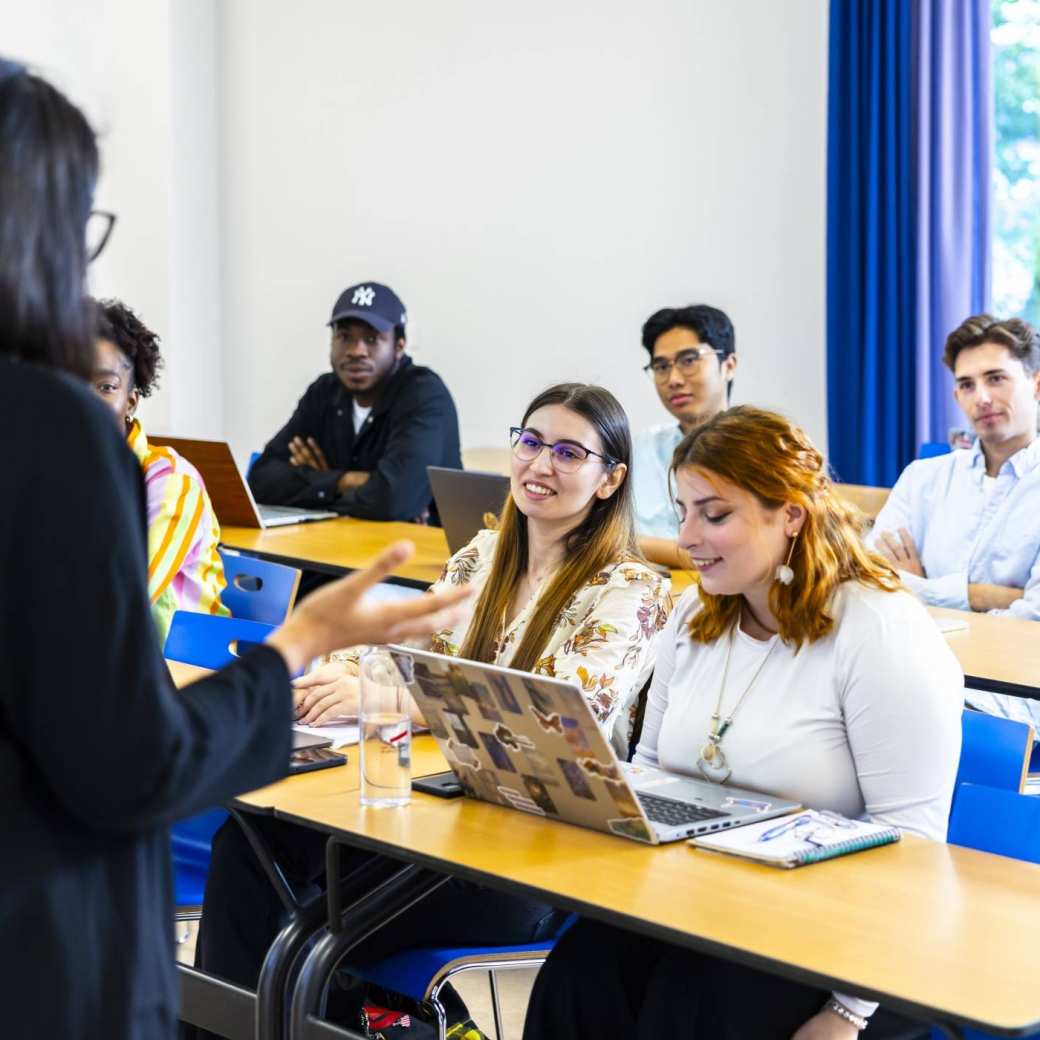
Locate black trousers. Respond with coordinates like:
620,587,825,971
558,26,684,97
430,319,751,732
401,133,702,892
190,815,561,1031
522,918,929,1040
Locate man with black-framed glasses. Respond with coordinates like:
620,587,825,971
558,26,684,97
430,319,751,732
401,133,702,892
249,281,461,523
632,303,737,537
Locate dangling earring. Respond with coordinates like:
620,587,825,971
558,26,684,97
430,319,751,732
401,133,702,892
775,535,797,586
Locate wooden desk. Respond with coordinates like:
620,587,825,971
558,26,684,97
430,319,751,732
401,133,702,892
169,664,1040,1034
240,737,1040,1036
220,518,448,587
931,607,1040,698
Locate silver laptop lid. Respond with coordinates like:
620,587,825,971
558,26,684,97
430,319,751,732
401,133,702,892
393,647,799,844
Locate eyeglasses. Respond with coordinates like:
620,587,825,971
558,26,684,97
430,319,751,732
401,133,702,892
643,347,724,382
509,427,617,473
757,811,857,848
86,210,117,263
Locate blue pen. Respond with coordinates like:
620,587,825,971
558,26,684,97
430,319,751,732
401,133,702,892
757,813,812,842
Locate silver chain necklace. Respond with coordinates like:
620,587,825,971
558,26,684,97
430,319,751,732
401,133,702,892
697,622,778,784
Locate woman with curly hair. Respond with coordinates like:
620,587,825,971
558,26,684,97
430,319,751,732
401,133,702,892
522,406,964,1040
91,298,229,642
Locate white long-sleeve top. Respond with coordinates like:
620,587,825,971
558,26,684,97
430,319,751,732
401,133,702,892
635,580,963,1017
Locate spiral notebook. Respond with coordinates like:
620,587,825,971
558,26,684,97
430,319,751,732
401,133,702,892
690,810,900,868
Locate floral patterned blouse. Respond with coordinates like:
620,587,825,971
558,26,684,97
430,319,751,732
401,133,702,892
426,528,671,756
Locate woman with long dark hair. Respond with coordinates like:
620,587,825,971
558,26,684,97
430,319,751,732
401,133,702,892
195,382,671,1034
0,59,469,1040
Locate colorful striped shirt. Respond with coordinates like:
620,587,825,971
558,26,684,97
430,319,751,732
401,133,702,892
127,420,229,644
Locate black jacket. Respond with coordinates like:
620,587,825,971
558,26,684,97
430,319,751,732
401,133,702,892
0,358,292,1039
249,356,462,522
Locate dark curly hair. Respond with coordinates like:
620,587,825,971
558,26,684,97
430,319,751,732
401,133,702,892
95,298,164,397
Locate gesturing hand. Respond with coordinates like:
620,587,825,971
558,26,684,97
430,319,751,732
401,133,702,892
288,436,330,470
266,541,474,676
876,527,926,578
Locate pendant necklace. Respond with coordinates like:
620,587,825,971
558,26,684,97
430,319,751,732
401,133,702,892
697,621,778,784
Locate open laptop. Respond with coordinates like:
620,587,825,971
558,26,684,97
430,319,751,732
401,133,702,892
149,436,337,528
427,467,510,553
392,647,800,845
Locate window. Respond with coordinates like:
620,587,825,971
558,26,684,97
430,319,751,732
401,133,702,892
991,0,1040,325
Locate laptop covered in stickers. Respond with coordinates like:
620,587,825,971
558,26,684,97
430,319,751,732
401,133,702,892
391,646,799,845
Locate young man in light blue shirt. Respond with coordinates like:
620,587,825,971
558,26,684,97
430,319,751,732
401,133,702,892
633,304,737,538
869,315,1040,724
870,314,1040,618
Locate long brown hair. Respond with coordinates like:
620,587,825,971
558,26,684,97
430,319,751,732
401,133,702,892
672,406,900,648
460,383,640,670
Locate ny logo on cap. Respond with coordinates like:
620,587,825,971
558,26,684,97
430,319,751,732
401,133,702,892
352,286,376,307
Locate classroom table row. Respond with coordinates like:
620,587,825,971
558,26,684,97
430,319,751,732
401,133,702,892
167,660,1040,1040
219,517,1040,700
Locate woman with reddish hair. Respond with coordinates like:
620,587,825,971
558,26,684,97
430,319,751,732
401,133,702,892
523,406,963,1040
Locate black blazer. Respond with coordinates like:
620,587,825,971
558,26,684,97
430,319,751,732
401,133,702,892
0,359,293,1040
249,356,462,522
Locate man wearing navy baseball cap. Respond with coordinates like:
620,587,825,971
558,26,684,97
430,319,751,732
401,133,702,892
250,281,461,521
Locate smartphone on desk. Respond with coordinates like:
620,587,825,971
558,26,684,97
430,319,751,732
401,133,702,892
289,746,347,775
412,771,464,798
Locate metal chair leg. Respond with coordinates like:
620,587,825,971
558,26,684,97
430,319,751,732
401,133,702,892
289,855,449,1040
426,993,448,1040
488,969,504,1040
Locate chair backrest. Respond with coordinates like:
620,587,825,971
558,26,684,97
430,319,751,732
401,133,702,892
919,441,951,459
955,709,1033,795
246,450,262,477
948,783,1040,864
219,549,301,625
164,611,275,668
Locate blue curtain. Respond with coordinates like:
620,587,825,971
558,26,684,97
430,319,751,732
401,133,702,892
827,0,917,487
827,0,992,486
913,0,992,448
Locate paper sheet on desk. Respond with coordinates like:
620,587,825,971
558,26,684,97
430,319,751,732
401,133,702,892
935,616,969,633
293,722,359,748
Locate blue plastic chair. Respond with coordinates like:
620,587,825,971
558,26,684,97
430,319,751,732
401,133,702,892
954,710,1033,803
356,917,576,1040
931,784,1040,1040
219,548,301,626
246,450,262,477
164,612,277,929
919,441,951,459
171,808,228,918
163,611,275,669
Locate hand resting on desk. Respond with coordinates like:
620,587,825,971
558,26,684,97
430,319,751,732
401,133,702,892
293,659,425,729
265,541,473,676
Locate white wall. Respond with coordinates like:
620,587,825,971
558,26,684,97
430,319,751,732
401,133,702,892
2,0,222,437
6,0,828,460
219,0,829,459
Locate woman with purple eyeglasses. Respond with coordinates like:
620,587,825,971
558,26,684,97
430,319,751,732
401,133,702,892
192,382,672,1035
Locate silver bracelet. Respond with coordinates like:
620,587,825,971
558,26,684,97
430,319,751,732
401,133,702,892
825,999,869,1030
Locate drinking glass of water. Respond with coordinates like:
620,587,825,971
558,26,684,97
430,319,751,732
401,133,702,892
359,647,413,807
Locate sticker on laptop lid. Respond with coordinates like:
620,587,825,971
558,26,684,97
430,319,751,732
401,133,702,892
497,784,546,816
493,723,535,752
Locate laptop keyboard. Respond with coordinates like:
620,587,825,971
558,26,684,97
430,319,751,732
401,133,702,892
637,792,727,826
